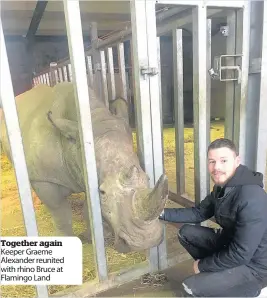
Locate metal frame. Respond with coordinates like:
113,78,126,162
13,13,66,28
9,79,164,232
173,28,185,197
100,50,109,106
107,47,116,100
63,0,108,282
256,2,267,181
0,19,49,298
192,4,209,205
7,0,267,296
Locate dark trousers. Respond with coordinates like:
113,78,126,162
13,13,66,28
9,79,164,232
178,224,263,297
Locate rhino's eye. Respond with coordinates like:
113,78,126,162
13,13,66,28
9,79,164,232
99,190,106,196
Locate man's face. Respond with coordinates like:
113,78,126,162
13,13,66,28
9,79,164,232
208,147,240,186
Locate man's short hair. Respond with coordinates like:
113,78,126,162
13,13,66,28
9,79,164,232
208,138,238,156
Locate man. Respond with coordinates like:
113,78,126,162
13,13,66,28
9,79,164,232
159,138,267,297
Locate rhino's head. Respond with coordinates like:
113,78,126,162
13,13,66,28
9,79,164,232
99,165,168,253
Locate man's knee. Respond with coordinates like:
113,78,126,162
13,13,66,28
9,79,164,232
178,224,196,241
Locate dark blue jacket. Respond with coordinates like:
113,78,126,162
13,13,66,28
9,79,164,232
161,165,267,277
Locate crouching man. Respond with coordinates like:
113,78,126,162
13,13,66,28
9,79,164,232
160,138,267,297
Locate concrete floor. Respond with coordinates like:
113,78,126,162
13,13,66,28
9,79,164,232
96,259,194,297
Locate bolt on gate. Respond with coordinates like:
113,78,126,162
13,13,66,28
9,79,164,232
2,0,267,297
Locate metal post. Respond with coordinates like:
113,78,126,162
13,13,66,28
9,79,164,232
46,72,50,86
107,47,116,100
63,0,108,281
206,18,211,195
117,42,128,101
256,2,267,181
192,4,208,205
225,11,236,141
244,1,263,170
173,28,185,197
0,19,49,298
100,50,109,107
68,63,73,81
145,0,167,270
90,22,102,100
131,0,159,272
59,67,64,82
234,3,251,164
63,65,68,81
87,56,94,88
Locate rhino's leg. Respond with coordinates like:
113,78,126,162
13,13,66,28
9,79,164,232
31,182,73,236
80,200,114,246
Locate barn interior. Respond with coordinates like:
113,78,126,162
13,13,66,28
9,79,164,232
1,1,267,298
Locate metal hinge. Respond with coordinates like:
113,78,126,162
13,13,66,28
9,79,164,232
140,66,158,77
208,54,242,84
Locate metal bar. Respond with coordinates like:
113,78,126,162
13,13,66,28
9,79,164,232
156,35,167,270
26,0,48,40
0,19,49,298
58,67,64,82
131,0,158,272
63,0,108,281
206,18,211,195
68,63,73,81
157,37,164,166
63,65,68,81
46,72,50,86
155,0,245,8
192,5,208,205
145,0,167,271
107,47,116,100
90,22,102,100
100,50,109,107
158,8,222,36
256,3,267,179
173,28,185,197
86,56,94,88
117,42,128,100
225,11,236,141
234,3,251,164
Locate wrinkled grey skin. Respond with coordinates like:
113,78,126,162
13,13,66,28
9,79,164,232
0,82,168,253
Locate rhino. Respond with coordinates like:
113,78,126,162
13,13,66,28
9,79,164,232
0,82,168,253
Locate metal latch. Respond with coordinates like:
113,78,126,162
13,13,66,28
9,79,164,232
208,54,242,84
140,66,158,77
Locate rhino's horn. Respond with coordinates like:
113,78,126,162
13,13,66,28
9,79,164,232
133,174,168,221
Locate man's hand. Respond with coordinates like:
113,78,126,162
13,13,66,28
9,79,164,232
193,260,200,274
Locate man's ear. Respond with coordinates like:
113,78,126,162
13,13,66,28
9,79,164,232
47,111,78,143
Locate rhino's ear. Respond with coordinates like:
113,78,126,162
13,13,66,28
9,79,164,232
47,111,78,143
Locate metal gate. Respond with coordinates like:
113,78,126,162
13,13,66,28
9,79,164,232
1,0,267,297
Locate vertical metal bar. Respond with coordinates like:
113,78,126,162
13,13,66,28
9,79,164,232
91,22,102,100
0,19,49,298
63,0,108,281
225,11,236,141
43,74,47,85
117,42,128,100
146,0,167,270
58,68,64,82
45,73,49,86
157,37,164,168
131,0,158,272
234,3,251,164
156,36,167,270
50,62,57,86
107,47,116,100
87,56,94,88
55,69,59,84
173,28,185,197
63,65,68,81
192,5,208,205
206,18,211,195
68,63,73,81
100,50,109,107
40,75,43,84
256,3,267,180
